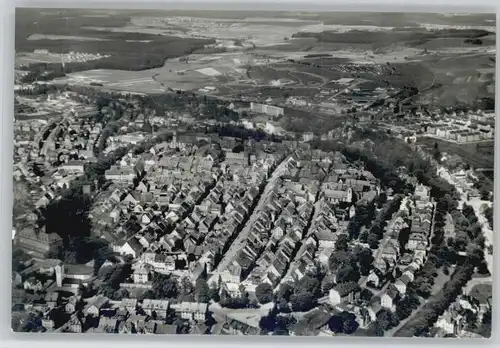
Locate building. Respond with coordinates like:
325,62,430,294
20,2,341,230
120,298,138,313
68,316,83,333
56,263,95,291
65,296,78,313
394,274,412,295
173,302,208,321
113,238,144,258
264,122,283,135
60,160,86,174
328,282,360,305
105,165,137,183
83,295,109,317
23,277,43,292
435,310,465,336
323,187,353,204
16,227,63,259
250,102,284,118
142,299,169,319
366,269,384,288
303,132,314,143
380,285,399,311
132,263,151,284
443,213,455,238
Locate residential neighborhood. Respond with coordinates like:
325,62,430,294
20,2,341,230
10,8,494,339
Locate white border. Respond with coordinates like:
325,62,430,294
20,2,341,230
1,1,499,348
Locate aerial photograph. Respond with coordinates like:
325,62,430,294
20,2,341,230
11,7,494,338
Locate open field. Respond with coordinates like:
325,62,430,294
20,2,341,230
53,69,166,94
16,9,495,116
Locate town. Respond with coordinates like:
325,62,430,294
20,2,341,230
11,9,494,339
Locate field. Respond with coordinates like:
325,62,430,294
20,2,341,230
15,9,214,71
15,9,496,126
53,69,166,94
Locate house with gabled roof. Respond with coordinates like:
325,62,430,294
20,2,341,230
380,285,399,311
407,232,428,251
366,268,385,289
381,241,400,262
142,299,169,319
114,236,144,258
120,298,138,314
83,295,109,317
328,281,361,305
394,274,412,295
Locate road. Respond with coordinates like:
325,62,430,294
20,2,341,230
208,154,293,284
467,197,493,275
275,199,322,291
455,187,493,275
374,197,408,261
358,197,407,289
389,178,493,337
436,167,493,275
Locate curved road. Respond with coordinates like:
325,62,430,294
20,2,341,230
208,154,293,284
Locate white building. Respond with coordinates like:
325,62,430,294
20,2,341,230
250,102,284,118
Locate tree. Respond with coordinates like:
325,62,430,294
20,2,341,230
375,192,388,208
432,142,441,162
290,292,315,312
329,250,351,269
483,206,493,229
208,283,220,302
376,309,399,330
259,315,277,333
276,283,293,302
255,283,274,304
195,278,211,303
343,317,359,334
462,204,475,221
336,264,360,284
232,143,244,153
181,276,194,295
367,233,380,249
356,247,374,275
328,311,359,334
335,234,350,251
327,314,344,333
294,275,321,297
152,274,179,298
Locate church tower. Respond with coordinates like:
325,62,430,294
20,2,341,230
55,264,65,287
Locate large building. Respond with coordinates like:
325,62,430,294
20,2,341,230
15,227,63,259
250,102,284,118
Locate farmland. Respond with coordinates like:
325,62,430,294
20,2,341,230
15,9,495,132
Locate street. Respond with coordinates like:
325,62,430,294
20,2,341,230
208,155,292,284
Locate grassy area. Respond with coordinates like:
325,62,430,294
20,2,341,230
430,268,452,295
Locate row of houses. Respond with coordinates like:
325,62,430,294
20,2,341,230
39,293,209,334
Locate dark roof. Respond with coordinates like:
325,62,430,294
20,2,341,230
291,308,331,335
126,237,144,254
385,284,400,299
398,274,412,285
65,264,94,276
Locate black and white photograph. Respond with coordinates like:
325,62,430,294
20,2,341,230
11,7,495,338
